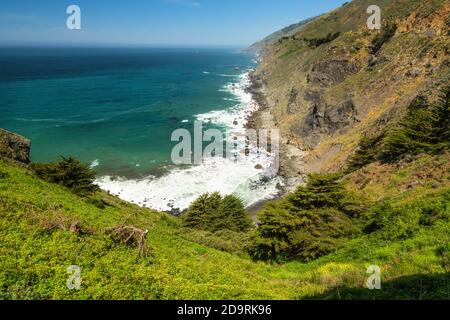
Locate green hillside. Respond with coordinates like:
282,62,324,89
248,16,319,52
1,151,449,299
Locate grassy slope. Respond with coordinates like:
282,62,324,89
1,154,449,300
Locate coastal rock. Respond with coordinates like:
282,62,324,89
286,88,299,114
307,59,360,87
303,89,322,105
0,129,31,164
406,67,422,78
300,99,359,147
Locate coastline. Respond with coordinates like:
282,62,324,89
97,68,284,213
245,68,307,198
94,63,305,215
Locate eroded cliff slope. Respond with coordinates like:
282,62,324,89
254,0,449,175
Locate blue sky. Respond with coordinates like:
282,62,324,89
0,0,345,47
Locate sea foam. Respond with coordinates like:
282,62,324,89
96,71,282,211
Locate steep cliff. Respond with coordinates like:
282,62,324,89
253,0,449,176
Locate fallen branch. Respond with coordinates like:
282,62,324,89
106,225,150,257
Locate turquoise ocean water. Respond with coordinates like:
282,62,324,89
0,47,254,176
0,47,281,210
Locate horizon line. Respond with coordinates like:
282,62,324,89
0,41,252,50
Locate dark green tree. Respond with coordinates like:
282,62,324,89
305,32,340,48
380,87,450,163
345,133,384,173
182,193,252,233
219,195,252,232
32,156,99,195
249,201,299,261
249,174,362,262
288,173,346,209
432,86,450,151
182,192,222,230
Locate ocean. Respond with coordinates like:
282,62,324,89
0,47,281,211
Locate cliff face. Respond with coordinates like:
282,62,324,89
0,129,31,164
254,0,449,174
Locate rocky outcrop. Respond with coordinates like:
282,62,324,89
286,88,299,114
307,60,360,87
0,129,31,164
301,99,359,147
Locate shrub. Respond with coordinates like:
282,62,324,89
370,23,397,54
182,193,252,233
304,32,341,48
32,156,99,196
0,170,9,179
249,174,363,262
363,188,450,240
347,87,449,169
288,173,346,209
219,195,253,232
380,88,449,163
345,133,384,173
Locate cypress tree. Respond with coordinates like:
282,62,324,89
182,193,252,232
288,173,345,209
431,86,449,152
380,87,450,163
182,192,221,230
346,133,384,173
220,195,252,232
249,173,361,262
32,156,99,195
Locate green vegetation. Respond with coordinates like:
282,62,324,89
248,174,364,262
248,86,449,270
1,0,449,300
31,157,99,196
345,134,385,173
370,23,397,54
363,186,449,239
304,32,341,48
1,148,449,299
380,88,450,162
182,192,252,232
347,87,450,172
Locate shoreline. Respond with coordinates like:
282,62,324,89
97,69,284,213
245,68,307,200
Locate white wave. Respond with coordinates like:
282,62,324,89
217,74,238,77
13,117,64,123
90,159,100,168
202,71,210,74
97,71,283,212
13,117,106,125
181,119,189,123
97,156,281,211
